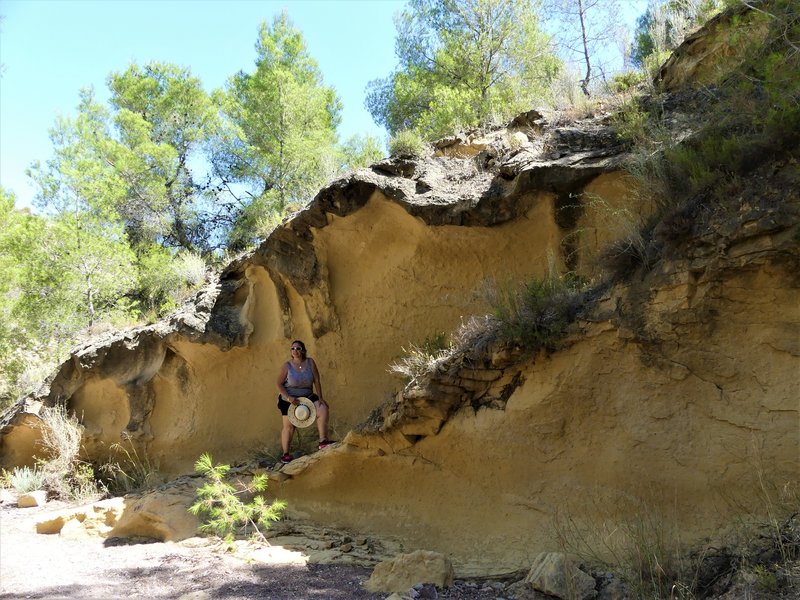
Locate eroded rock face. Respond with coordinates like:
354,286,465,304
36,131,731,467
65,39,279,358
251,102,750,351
271,158,799,575
0,101,636,474
654,3,769,93
0,2,796,578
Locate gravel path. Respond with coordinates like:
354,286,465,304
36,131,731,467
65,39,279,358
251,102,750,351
0,501,509,599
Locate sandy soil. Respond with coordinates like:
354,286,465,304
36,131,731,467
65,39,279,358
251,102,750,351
0,500,381,599
0,499,507,600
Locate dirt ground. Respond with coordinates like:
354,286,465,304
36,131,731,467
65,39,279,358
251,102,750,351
0,499,508,600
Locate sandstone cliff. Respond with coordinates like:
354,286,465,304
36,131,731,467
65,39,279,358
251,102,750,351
0,108,635,474
1,2,797,578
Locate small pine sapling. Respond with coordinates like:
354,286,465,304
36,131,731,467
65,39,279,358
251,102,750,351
188,453,286,543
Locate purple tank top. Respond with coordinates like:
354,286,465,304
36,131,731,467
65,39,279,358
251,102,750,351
285,359,313,394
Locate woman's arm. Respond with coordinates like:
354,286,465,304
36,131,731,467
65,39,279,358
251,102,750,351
276,362,295,403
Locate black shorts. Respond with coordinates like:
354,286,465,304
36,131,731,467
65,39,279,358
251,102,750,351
277,393,319,416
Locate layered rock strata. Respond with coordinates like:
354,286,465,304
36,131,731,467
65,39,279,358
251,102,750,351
1,109,635,474
0,2,797,576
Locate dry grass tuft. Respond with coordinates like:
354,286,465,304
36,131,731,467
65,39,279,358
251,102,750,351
37,405,103,502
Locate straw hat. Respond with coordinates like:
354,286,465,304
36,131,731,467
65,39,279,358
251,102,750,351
288,397,317,428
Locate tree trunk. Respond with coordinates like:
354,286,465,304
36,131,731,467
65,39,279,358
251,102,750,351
578,0,592,97
86,280,95,326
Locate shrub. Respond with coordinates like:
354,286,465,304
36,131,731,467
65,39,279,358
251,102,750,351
449,314,501,360
36,405,103,502
174,251,207,288
2,465,46,494
188,453,286,543
553,495,706,599
389,129,428,158
612,98,652,145
553,450,800,600
621,0,800,219
135,247,209,316
389,332,451,388
98,440,159,495
485,274,588,352
596,213,663,282
610,71,647,95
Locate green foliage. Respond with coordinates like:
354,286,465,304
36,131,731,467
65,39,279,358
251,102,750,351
0,188,119,406
6,67,232,399
213,11,341,249
664,133,744,192
29,72,223,254
752,2,800,141
135,246,182,315
631,0,724,71
609,71,646,95
338,134,385,171
4,13,356,401
30,213,136,327
389,129,428,157
753,564,779,592
2,465,47,494
106,62,223,252
612,98,650,144
486,274,587,351
0,188,42,404
366,0,560,140
189,453,286,542
224,197,289,252
14,69,223,400
616,0,800,278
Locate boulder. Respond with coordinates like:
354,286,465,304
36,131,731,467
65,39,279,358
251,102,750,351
524,552,597,600
17,490,47,508
364,550,454,593
36,497,124,536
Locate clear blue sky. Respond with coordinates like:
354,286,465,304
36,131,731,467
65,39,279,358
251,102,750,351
0,0,647,209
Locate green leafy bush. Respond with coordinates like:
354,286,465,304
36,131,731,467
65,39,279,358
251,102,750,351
339,133,385,171
188,453,286,543
389,129,428,158
678,4,795,183
365,0,558,139
174,251,207,288
609,71,646,95
486,275,588,352
612,98,652,145
608,0,800,286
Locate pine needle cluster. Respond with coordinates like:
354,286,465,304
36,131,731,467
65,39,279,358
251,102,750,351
188,453,286,543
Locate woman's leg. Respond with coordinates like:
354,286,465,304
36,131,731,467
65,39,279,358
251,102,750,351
315,400,329,441
281,416,295,453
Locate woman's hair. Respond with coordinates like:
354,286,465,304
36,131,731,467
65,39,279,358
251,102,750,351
292,340,307,359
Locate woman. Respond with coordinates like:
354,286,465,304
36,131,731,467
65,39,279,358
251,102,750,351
275,340,334,464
